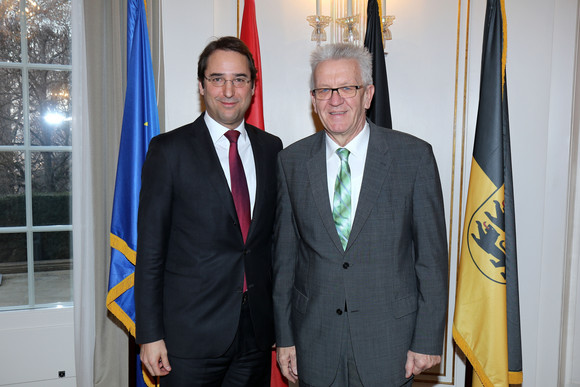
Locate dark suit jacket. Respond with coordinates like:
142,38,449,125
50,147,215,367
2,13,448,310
273,122,448,386
135,113,282,358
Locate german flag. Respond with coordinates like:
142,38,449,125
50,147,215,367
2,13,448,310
363,0,392,128
452,0,523,386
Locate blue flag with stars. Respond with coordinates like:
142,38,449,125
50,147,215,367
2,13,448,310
106,0,159,385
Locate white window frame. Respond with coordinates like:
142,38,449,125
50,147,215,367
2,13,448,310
0,0,73,311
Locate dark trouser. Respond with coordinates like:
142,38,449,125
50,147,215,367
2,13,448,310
160,295,271,387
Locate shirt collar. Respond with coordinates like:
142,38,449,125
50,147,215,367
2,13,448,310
204,112,247,145
325,121,370,160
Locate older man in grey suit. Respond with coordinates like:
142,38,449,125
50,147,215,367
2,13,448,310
273,43,448,386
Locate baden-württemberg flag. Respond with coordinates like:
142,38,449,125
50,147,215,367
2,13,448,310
106,0,159,386
452,0,523,386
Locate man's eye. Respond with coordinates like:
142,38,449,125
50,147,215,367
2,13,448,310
341,86,352,92
319,88,331,93
234,78,247,84
212,77,223,83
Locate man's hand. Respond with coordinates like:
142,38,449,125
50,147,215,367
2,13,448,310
276,346,298,383
140,339,172,376
405,350,441,378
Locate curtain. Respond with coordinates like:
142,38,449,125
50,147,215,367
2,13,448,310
75,0,127,385
81,0,128,387
71,0,97,386
75,0,126,386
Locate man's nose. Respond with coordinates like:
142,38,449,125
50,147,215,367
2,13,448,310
328,89,344,104
223,81,235,97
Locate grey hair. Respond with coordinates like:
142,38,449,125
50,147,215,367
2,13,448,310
309,43,373,89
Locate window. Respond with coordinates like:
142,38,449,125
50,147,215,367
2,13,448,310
0,0,72,310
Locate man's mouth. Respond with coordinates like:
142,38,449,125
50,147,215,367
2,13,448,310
219,100,238,107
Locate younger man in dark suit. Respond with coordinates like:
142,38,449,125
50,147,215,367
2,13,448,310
135,36,282,386
274,43,448,386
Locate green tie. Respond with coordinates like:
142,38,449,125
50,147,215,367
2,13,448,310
333,148,351,250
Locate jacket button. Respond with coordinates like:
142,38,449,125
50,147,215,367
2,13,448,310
343,262,349,269
336,309,343,315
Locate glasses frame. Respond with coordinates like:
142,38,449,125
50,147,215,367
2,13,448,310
311,85,363,100
204,76,252,88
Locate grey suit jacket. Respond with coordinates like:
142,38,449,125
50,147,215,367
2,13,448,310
273,122,448,386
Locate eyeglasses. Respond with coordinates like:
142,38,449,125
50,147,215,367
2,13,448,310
204,76,251,88
311,86,362,100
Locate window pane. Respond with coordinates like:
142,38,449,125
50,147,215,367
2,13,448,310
32,151,71,226
0,233,28,307
0,1,22,63
0,0,73,310
29,69,71,146
0,68,24,145
0,151,25,227
33,231,72,304
26,0,71,65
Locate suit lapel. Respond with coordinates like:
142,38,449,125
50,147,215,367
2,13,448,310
347,124,392,250
307,132,345,253
186,115,239,228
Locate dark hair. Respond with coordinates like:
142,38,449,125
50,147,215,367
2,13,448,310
197,36,257,86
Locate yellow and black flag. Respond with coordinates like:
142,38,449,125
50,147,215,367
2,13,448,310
452,0,523,386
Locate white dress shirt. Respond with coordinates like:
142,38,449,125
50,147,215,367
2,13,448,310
325,122,370,224
205,113,257,215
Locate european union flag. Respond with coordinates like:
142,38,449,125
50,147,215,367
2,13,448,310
106,0,159,386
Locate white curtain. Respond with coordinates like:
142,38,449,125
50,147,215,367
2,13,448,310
72,0,96,386
73,0,127,386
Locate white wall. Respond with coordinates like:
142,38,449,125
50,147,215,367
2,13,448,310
0,308,76,386
508,0,578,385
161,0,580,385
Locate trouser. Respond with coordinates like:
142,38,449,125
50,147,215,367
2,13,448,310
161,294,271,387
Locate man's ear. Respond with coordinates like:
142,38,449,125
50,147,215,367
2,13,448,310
311,93,318,114
363,85,375,110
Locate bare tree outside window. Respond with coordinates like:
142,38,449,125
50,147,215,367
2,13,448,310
0,0,72,309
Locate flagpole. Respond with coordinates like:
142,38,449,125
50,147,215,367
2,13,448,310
464,360,473,387
129,337,136,387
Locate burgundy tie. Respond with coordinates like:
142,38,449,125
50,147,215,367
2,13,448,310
224,130,250,292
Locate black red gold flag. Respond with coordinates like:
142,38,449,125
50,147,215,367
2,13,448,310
363,0,392,128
